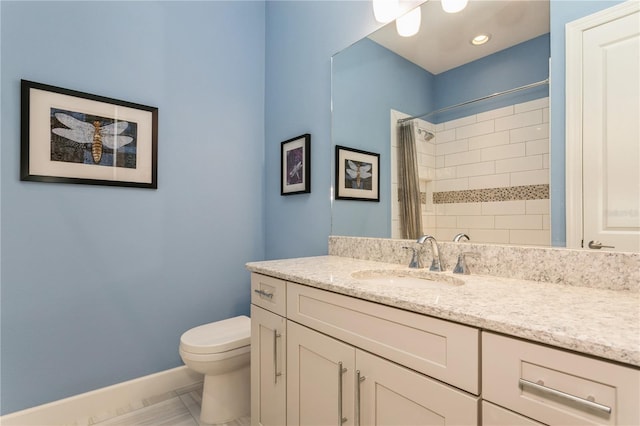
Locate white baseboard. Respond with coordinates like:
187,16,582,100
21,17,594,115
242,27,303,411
1,366,202,426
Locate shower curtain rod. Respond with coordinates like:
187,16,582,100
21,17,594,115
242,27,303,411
397,78,549,124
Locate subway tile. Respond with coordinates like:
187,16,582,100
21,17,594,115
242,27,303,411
456,120,495,139
435,155,445,168
436,215,457,228
420,153,436,168
468,173,510,190
435,204,446,215
469,229,510,244
444,115,477,130
495,215,543,230
477,105,514,122
526,138,549,156
495,155,543,173
435,228,469,242
510,122,549,143
496,110,542,131
434,177,469,192
526,199,550,214
435,166,457,180
457,215,495,229
435,123,446,132
543,153,550,169
443,202,482,216
543,107,549,123
456,161,495,178
509,229,551,246
468,131,510,150
425,215,437,229
510,169,549,186
481,143,526,161
436,139,469,156
435,128,456,144
515,97,549,113
481,200,526,215
445,149,482,167
543,215,550,230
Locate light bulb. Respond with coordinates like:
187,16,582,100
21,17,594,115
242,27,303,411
441,0,468,14
396,7,421,37
373,0,399,23
471,34,491,45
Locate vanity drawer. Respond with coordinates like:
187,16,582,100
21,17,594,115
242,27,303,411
251,273,286,316
483,401,544,426
286,282,480,394
483,332,640,426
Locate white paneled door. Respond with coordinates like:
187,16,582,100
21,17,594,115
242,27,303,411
567,2,640,252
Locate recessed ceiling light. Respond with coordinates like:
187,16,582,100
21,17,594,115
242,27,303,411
471,34,491,46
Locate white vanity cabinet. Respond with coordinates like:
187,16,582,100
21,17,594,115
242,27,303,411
250,274,287,426
483,332,640,426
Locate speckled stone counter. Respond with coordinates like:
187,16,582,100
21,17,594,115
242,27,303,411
246,255,640,368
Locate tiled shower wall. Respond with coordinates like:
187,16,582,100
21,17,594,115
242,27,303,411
393,97,550,246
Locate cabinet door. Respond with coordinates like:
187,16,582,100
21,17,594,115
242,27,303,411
251,305,286,426
287,320,355,426
357,350,479,426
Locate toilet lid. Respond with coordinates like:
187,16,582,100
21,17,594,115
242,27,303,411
180,315,250,354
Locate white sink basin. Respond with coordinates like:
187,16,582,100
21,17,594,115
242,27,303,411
350,269,463,289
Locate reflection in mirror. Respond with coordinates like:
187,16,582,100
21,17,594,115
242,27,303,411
332,0,552,246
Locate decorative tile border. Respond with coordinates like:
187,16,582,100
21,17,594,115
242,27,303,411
433,184,549,204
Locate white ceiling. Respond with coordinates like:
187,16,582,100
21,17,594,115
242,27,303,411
368,0,550,75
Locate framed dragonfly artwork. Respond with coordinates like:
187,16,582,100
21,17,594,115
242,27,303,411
281,133,311,195
21,80,158,188
335,145,380,201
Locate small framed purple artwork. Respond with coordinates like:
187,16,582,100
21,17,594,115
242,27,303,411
281,133,310,195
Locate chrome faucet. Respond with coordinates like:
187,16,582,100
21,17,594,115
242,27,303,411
417,235,443,272
402,246,422,268
453,233,470,242
453,252,480,275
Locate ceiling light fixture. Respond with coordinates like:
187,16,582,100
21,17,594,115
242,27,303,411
471,33,491,45
372,0,399,23
396,7,421,37
441,0,468,14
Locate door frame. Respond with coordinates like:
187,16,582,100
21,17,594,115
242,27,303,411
565,0,640,248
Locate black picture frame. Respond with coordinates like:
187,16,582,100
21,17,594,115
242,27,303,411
335,145,380,201
21,79,158,189
281,133,311,195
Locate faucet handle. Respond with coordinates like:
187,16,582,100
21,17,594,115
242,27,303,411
402,246,422,269
453,233,470,242
453,252,480,275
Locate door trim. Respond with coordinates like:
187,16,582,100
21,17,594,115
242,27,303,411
565,0,640,249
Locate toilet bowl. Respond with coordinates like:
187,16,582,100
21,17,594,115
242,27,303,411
179,315,251,424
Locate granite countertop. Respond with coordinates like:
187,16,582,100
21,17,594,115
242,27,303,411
246,255,640,368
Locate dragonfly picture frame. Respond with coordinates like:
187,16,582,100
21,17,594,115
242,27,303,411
281,133,311,195
335,145,380,202
21,80,158,188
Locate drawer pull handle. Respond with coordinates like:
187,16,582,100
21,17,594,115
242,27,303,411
519,379,612,414
254,289,274,299
356,370,366,426
273,330,282,383
338,362,347,424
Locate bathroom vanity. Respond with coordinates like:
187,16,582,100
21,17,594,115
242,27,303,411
247,238,640,426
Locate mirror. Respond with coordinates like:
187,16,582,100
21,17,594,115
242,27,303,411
331,0,554,246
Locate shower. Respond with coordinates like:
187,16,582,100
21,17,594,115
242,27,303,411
417,127,435,141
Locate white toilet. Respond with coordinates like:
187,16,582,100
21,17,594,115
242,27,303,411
179,315,251,424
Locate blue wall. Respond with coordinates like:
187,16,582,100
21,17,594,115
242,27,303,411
0,1,265,414
264,1,380,259
332,38,435,237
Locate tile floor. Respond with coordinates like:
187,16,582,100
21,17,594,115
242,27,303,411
80,383,250,426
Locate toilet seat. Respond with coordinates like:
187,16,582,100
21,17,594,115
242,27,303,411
180,315,250,354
